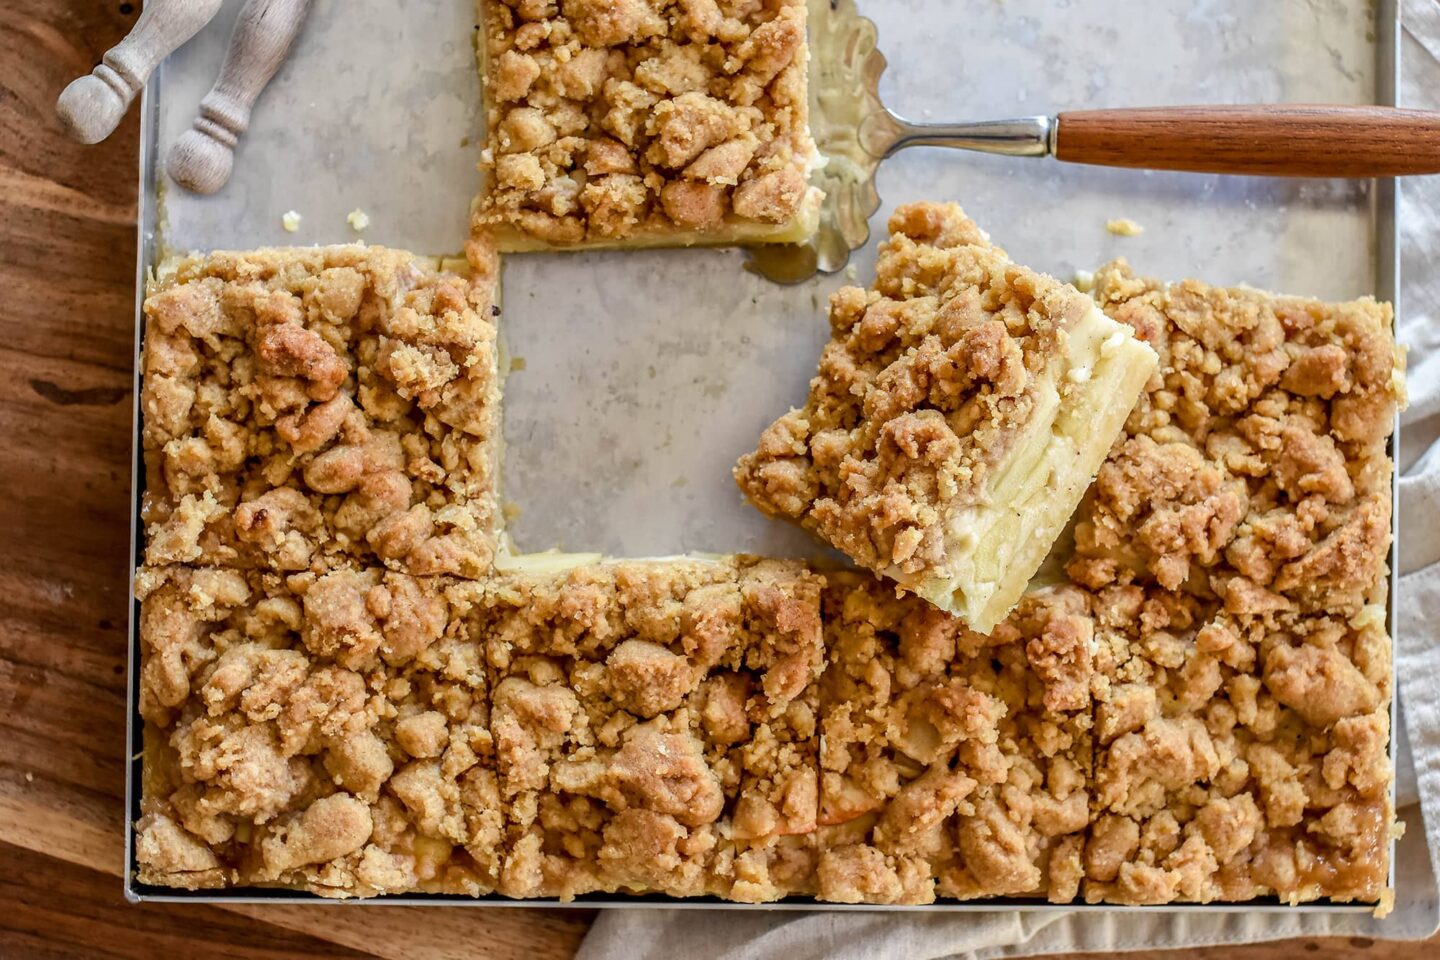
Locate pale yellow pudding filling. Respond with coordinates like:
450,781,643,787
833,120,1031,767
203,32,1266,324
494,550,732,575
900,305,1158,632
483,188,824,255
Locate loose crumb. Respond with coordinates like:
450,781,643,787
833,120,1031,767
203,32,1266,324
346,209,371,232
1105,218,1144,237
281,210,302,233
509,356,526,372
1073,269,1096,293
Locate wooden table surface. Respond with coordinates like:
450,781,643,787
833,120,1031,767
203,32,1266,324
1,4,1435,959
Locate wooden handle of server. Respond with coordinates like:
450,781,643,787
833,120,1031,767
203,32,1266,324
55,0,226,144
166,0,314,195
1054,105,1440,177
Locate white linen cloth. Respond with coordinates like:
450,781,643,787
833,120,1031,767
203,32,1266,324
579,2,1440,955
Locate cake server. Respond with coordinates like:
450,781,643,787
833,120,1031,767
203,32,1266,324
760,0,1440,280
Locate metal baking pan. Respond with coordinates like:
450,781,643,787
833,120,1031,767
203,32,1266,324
125,0,1404,910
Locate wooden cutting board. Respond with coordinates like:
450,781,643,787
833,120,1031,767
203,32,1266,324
0,4,1434,959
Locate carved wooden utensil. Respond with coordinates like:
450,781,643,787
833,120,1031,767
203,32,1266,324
167,0,315,195
55,0,225,144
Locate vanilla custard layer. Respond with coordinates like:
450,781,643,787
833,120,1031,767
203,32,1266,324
485,189,824,255
494,551,735,575
901,305,1158,632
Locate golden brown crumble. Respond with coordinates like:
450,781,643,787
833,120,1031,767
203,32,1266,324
1070,261,1404,616
1084,585,1393,907
140,245,502,578
734,202,1156,630
134,557,825,902
133,235,1400,909
476,557,824,900
814,576,1093,904
135,558,1396,907
473,0,819,248
134,565,501,897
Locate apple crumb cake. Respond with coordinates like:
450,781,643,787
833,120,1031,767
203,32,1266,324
139,245,502,579
133,564,504,896
133,234,1402,911
1069,260,1405,617
814,576,1093,905
1086,586,1395,908
132,556,827,902
472,0,822,251
1067,260,1405,910
734,202,1158,631
478,554,825,901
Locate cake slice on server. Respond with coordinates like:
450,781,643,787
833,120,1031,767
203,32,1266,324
735,203,1157,631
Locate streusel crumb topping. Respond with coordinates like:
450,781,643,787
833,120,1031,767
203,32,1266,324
1070,261,1404,616
474,0,817,246
477,557,824,900
140,245,502,578
1085,585,1392,906
134,557,826,902
134,234,1400,910
814,577,1092,905
734,202,1154,629
134,565,502,896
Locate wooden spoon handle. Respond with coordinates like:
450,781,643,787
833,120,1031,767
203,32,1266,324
1054,105,1440,177
167,0,314,195
55,0,226,143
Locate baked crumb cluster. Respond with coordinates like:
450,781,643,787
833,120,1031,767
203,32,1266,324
133,557,828,900
140,246,502,578
815,578,1092,904
473,0,819,248
734,202,1157,631
1071,261,1402,614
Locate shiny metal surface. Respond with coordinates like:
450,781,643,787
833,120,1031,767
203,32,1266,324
861,113,1053,159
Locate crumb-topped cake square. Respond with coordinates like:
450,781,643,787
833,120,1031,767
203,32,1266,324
813,575,1093,904
735,203,1158,631
472,0,822,250
140,245,502,579
1069,261,1405,617
1084,586,1394,908
133,565,503,898
478,554,824,901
